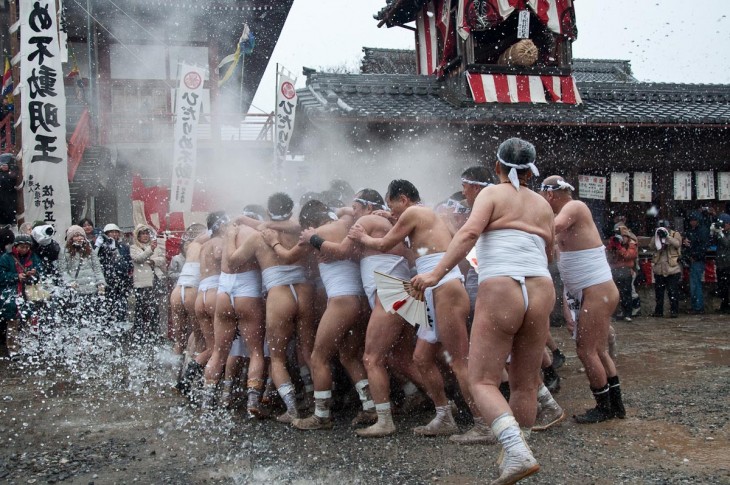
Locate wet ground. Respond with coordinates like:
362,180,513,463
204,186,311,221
0,313,728,484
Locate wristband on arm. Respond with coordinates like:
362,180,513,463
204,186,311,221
309,234,325,251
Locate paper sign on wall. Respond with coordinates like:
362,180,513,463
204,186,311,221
578,175,606,200
719,172,730,201
673,172,692,200
610,173,629,203
695,171,715,200
633,172,652,202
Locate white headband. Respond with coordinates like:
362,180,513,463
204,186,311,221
210,215,230,234
353,198,388,211
242,210,264,221
539,179,575,192
460,177,490,187
269,211,292,221
498,154,539,191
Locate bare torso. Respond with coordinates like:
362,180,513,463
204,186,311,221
553,199,604,253
199,237,223,279
358,214,410,260
400,205,454,256
223,225,260,274
473,183,554,246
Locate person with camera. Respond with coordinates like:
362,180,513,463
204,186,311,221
96,223,133,326
649,220,682,318
683,212,709,314
606,223,638,322
0,234,44,359
711,213,730,314
31,222,61,280
130,224,167,341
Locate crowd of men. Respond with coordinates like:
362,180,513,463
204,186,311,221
2,137,729,484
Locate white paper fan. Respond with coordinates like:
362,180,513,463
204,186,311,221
373,271,429,328
466,246,478,271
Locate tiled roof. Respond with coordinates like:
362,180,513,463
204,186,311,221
298,72,730,127
361,47,638,83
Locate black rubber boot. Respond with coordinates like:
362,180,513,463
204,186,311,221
574,384,612,424
552,348,566,369
543,365,561,393
608,376,626,419
176,360,204,397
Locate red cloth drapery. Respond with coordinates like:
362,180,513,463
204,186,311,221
458,0,576,40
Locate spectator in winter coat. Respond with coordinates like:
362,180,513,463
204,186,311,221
58,225,106,320
711,213,730,314
130,224,167,339
0,234,43,359
606,223,638,321
649,220,682,318
683,212,709,314
96,223,133,324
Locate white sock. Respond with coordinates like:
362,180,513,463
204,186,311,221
355,379,374,410
313,390,332,418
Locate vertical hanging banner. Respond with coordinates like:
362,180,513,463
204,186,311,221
578,175,606,200
20,0,71,232
695,171,715,200
718,172,730,201
610,172,630,203
274,65,297,177
169,64,205,213
57,0,68,63
673,171,692,200
633,172,652,202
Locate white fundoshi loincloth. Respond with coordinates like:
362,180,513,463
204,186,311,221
261,265,307,302
318,260,365,298
198,274,220,305
557,246,613,298
360,254,411,309
476,229,551,312
176,262,200,305
415,253,465,344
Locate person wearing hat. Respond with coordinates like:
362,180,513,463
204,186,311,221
96,223,133,325
0,234,43,359
58,225,106,323
683,212,710,314
130,224,167,341
649,220,682,318
711,213,730,314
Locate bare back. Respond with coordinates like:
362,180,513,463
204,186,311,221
358,214,410,259
554,199,604,252
397,206,454,255
223,225,260,274
471,184,554,247
199,237,223,279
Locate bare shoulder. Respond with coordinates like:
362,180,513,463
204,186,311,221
359,214,390,231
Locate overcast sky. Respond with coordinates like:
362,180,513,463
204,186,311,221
249,0,729,113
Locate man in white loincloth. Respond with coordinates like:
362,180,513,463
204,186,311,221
540,175,626,424
412,138,556,485
349,179,478,438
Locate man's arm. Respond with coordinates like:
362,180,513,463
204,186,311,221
302,227,356,260
229,233,260,267
554,202,579,234
349,208,417,252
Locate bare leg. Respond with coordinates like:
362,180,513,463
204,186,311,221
204,293,237,385
169,287,187,355
194,289,217,366
575,281,619,388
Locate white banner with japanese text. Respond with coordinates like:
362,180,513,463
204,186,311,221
719,172,730,201
695,171,715,200
673,171,692,200
169,64,205,213
578,175,606,200
633,172,652,202
20,0,71,233
274,66,297,177
610,172,629,203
